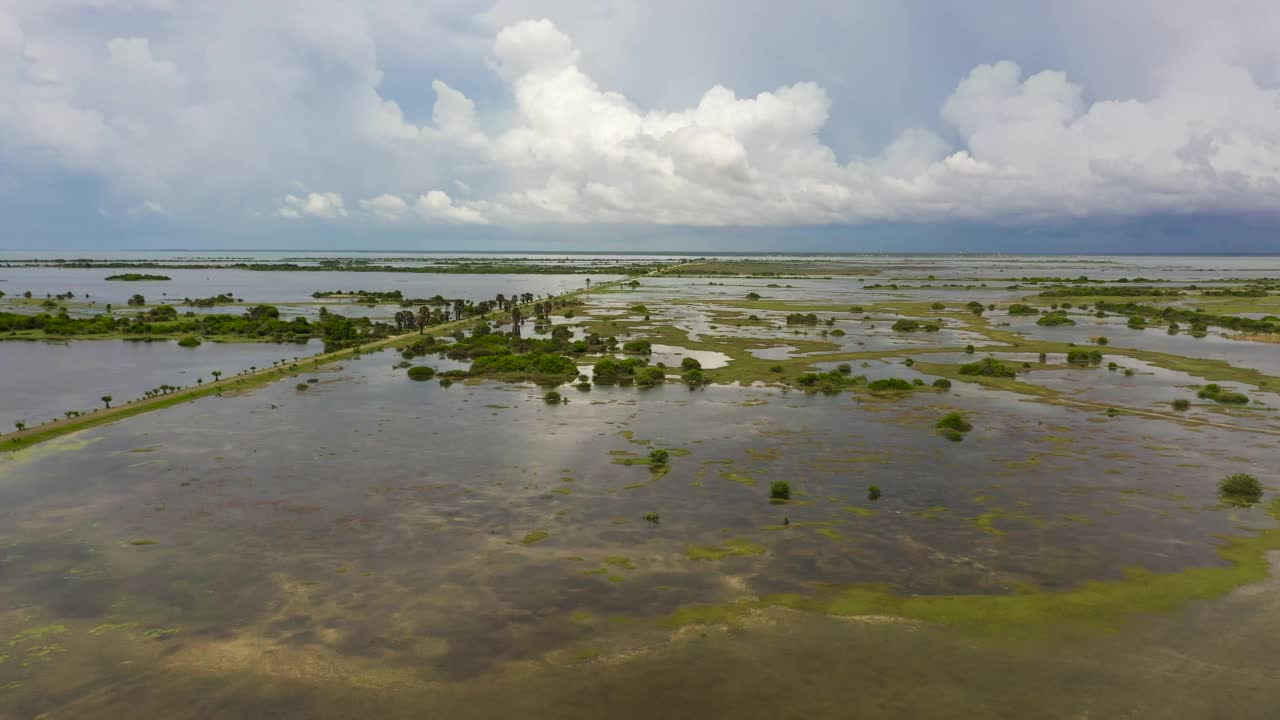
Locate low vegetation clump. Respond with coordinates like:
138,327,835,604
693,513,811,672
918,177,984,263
643,512,661,524
892,319,919,332
1218,473,1263,504
958,357,1017,378
1197,384,1249,404
1171,398,1191,411
769,481,791,500
105,273,170,281
867,485,882,501
1066,349,1104,366
635,366,667,388
470,352,578,378
1006,303,1038,315
295,383,308,391
1036,312,1076,327
1127,316,1147,329
936,411,973,433
795,371,849,393
680,357,701,370
932,378,951,389
592,356,649,384
867,377,914,392
406,365,436,381
543,390,564,404
622,339,652,354
176,336,201,348
786,313,820,325
649,449,670,465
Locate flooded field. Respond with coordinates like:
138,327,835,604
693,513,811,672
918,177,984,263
2,254,1279,718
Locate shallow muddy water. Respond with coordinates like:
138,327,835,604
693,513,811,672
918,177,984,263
2,255,1279,718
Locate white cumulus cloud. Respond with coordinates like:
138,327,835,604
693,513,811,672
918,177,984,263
280,191,347,219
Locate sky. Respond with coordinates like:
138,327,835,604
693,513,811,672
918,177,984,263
2,0,1279,252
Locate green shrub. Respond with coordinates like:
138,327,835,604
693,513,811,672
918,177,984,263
891,319,920,332
543,390,563,404
1218,473,1263,504
635,366,667,387
958,357,1016,378
836,363,852,374
932,378,951,389
622,339,652,354
940,428,964,442
1007,304,1038,315
1036,313,1076,326
295,383,308,391
176,336,201,348
406,365,436,381
769,481,791,500
643,512,661,524
1066,349,1103,366
681,357,702,370
936,411,973,433
1197,384,1249,404
964,344,975,354
1171,398,1190,411
867,485,881,501
649,449,670,465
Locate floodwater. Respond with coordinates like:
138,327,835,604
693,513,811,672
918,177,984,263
2,254,1279,718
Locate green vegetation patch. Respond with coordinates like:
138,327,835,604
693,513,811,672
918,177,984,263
684,538,767,561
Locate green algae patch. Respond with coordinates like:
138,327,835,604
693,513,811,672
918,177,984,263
666,502,1280,635
604,556,636,570
88,622,135,636
128,538,159,546
844,505,876,517
8,624,69,647
521,531,550,545
721,471,757,487
684,538,767,561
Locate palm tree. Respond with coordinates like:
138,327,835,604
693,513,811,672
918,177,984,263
101,395,113,409
496,293,506,312
211,370,222,381
417,306,430,331
14,421,25,431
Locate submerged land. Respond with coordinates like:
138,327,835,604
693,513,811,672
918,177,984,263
1,253,1278,718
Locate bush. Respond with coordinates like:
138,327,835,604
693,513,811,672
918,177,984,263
1094,336,1109,345
295,383,308,391
683,368,706,386
406,365,436,381
543,390,563,404
1197,384,1249,404
964,344,975,354
746,292,761,300
1067,349,1104,366
769,481,791,500
649,449,670,465
891,319,921,332
836,363,852,374
1007,303,1038,315
932,378,951,389
1036,313,1076,326
940,428,964,442
643,512,660,524
177,336,201,348
936,411,973,433
867,377,913,392
867,485,881,501
959,357,1016,378
769,365,784,373
1218,473,1263,504
635,366,667,387
622,339,652,354
681,357,702,370
1171,398,1190,411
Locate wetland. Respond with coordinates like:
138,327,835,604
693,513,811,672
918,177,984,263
2,252,1279,718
